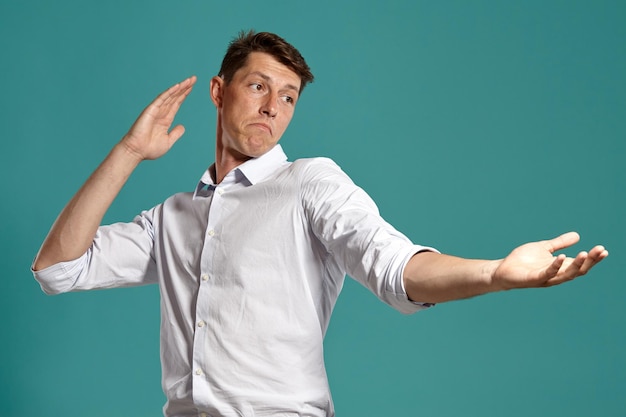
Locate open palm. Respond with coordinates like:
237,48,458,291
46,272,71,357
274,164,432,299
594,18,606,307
122,76,197,161
493,232,608,290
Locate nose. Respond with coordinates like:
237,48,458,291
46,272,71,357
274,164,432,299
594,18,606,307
260,92,278,118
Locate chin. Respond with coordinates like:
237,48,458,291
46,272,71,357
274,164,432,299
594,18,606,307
244,141,276,158
248,148,272,158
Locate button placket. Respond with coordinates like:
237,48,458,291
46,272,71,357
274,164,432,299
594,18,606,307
192,183,226,398
191,179,239,407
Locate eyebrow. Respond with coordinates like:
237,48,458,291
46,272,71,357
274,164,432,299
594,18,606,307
249,71,300,94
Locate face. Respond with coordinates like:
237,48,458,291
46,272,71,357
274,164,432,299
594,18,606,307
210,52,302,161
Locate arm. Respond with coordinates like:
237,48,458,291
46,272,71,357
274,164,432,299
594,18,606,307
33,76,197,271
403,232,608,303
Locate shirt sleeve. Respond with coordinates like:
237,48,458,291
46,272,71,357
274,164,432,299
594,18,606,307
32,208,159,295
300,158,437,314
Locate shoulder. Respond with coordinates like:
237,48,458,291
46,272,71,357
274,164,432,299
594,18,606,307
287,157,377,213
146,191,195,218
288,157,353,184
163,191,194,203
291,156,341,170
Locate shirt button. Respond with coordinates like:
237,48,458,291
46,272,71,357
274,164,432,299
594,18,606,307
201,274,209,281
207,229,215,237
197,320,205,328
195,368,203,376
217,188,224,195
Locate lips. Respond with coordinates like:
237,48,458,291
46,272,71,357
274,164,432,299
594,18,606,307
249,122,272,135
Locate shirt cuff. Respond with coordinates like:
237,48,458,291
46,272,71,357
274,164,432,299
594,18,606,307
31,252,88,295
399,245,440,311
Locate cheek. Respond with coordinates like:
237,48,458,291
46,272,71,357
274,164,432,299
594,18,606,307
223,92,254,119
223,106,246,130
277,113,294,131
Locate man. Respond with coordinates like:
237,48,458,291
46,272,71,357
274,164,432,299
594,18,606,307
32,31,608,417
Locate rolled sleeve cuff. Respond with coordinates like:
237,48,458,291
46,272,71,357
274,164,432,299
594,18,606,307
393,244,439,314
31,252,88,295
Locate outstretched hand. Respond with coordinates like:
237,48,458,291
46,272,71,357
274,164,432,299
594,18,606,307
121,76,197,161
492,232,608,290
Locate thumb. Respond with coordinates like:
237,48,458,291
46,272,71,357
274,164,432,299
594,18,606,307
168,124,186,145
545,231,580,253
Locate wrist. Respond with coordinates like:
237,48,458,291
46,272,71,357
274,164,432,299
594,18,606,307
114,140,144,167
485,259,506,292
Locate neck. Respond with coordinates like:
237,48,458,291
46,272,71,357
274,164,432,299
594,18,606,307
214,134,251,184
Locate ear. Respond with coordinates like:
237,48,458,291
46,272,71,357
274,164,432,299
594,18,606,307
210,76,225,108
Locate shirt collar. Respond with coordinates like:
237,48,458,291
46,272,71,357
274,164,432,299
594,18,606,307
193,144,288,199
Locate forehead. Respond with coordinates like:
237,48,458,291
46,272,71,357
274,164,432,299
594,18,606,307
234,52,301,91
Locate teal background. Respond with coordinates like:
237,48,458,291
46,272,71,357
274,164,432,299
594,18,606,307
1,0,624,415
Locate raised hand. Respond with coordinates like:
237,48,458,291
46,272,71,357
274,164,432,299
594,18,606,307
492,232,609,290
32,76,198,271
121,76,197,161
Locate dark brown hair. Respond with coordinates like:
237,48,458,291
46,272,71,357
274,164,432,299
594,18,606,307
218,30,314,92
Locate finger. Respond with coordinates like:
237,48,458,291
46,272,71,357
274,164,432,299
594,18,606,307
174,78,196,105
540,254,566,282
542,245,608,287
152,78,191,109
167,124,186,144
160,77,197,120
545,251,587,286
588,245,609,259
152,76,197,115
162,76,196,106
545,231,580,254
578,246,609,274
165,80,196,117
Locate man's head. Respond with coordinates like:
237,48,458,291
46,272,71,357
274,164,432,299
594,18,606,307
210,32,313,171
218,30,314,93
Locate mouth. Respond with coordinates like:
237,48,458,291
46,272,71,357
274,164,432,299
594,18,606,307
250,122,272,135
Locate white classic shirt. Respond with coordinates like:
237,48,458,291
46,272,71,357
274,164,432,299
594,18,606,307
33,145,435,417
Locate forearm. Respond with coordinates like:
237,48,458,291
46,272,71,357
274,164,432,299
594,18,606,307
32,77,196,271
403,251,503,303
33,142,142,270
